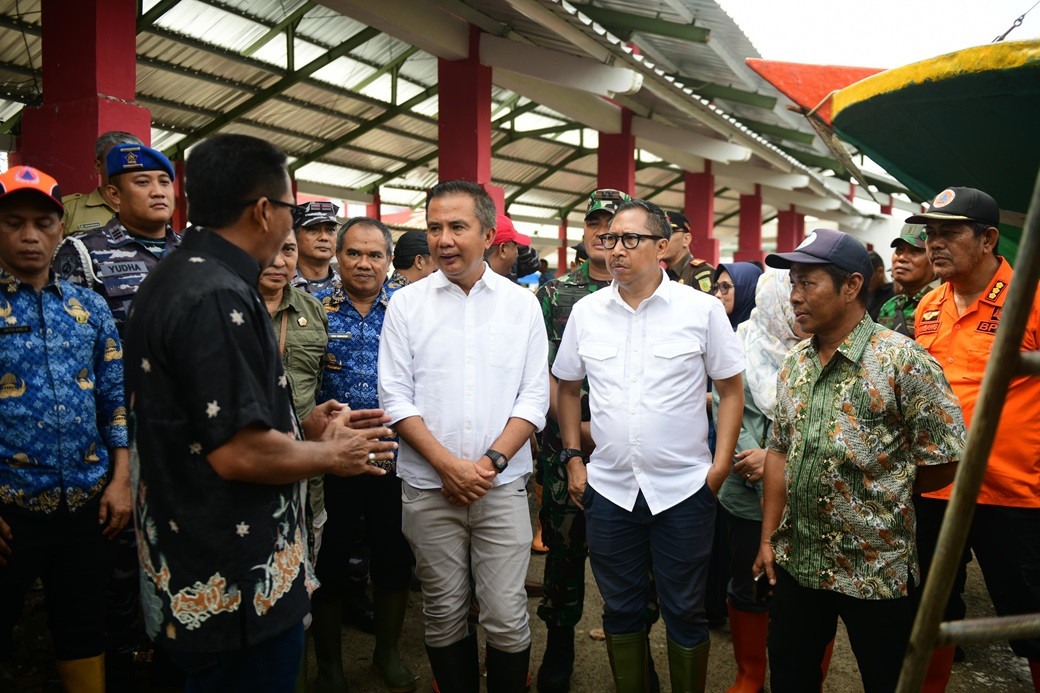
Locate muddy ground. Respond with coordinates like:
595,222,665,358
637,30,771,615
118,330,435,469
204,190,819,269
5,508,1034,692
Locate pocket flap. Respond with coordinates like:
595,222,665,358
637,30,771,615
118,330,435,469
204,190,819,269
652,340,702,359
578,342,619,360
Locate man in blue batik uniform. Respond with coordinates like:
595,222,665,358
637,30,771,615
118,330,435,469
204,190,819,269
0,165,129,691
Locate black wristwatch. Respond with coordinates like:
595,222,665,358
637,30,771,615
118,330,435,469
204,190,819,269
559,448,585,465
485,448,508,473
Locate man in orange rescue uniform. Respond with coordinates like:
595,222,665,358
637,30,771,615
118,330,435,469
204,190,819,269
910,186,1040,691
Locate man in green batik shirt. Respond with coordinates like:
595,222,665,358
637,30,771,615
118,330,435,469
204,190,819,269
876,224,939,338
753,229,965,693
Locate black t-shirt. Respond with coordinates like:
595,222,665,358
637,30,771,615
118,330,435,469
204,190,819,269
124,227,309,652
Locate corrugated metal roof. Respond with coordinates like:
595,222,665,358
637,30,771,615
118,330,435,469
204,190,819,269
0,0,885,242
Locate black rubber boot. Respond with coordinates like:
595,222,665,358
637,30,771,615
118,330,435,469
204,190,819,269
425,631,479,693
605,630,648,693
646,632,661,693
536,625,575,693
312,595,349,693
486,644,531,693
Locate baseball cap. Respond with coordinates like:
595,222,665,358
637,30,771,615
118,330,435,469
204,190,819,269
904,187,999,227
0,166,63,214
492,215,531,247
890,223,927,249
765,228,872,278
295,200,340,228
585,188,632,220
392,230,430,269
666,211,692,234
106,143,175,180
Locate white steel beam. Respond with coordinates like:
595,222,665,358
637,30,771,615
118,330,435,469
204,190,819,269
493,69,622,133
632,116,751,163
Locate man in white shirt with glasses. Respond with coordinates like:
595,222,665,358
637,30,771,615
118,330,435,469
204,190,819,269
553,199,744,693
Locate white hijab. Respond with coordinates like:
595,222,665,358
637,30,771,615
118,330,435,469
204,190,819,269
735,268,803,421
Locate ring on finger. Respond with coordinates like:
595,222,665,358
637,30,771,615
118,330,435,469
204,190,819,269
368,452,376,461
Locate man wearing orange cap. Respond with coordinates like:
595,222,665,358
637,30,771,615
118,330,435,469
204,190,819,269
485,215,531,278
0,165,129,692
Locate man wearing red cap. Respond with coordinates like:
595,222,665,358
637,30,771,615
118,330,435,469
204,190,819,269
0,166,129,692
485,215,531,277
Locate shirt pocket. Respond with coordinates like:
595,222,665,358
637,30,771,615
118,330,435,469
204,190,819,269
577,341,621,404
646,340,703,405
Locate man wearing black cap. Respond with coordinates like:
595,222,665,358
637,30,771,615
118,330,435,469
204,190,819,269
387,229,434,289
908,187,1040,687
663,211,714,293
876,224,937,338
291,200,340,294
55,143,180,332
753,228,965,692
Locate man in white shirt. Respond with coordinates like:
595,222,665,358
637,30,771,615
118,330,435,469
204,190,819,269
553,200,745,692
378,180,549,693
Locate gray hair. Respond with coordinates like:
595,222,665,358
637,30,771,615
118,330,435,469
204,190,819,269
609,199,672,239
337,216,393,257
426,180,496,233
95,131,144,160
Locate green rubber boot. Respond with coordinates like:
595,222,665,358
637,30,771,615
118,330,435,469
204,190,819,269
311,595,349,693
371,587,417,692
605,631,648,693
666,638,710,693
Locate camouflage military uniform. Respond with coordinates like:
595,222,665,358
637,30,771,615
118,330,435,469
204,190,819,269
52,216,179,661
876,280,940,338
53,217,181,334
535,262,660,630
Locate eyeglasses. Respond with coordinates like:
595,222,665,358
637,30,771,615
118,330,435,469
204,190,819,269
711,281,734,295
243,197,306,219
597,233,663,250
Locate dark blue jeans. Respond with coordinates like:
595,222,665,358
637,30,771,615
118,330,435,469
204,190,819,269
166,621,304,693
584,483,715,647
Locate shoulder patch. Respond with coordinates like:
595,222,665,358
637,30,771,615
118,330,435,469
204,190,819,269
920,309,940,322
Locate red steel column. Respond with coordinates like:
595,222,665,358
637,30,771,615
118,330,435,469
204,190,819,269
684,165,718,266
597,107,635,194
437,26,505,213
20,0,151,193
734,184,765,264
172,159,187,232
775,205,805,253
366,191,381,220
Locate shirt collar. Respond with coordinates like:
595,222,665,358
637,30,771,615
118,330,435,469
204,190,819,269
0,267,63,297
103,217,179,248
181,227,261,286
85,187,112,210
607,267,672,309
429,262,496,293
821,311,874,365
325,282,392,309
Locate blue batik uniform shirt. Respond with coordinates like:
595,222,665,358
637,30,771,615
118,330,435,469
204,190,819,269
317,283,397,471
0,269,127,515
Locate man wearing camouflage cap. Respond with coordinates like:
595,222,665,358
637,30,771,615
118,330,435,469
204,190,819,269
875,224,937,338
291,200,340,294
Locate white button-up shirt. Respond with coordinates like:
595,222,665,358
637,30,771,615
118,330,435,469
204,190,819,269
552,270,745,514
378,265,549,490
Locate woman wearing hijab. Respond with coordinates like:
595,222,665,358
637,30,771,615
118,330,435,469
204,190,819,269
702,263,762,631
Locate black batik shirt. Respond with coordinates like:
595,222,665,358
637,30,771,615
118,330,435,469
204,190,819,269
124,227,310,652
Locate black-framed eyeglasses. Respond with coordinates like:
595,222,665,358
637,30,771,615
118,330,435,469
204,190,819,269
597,233,663,250
243,197,306,219
711,281,734,295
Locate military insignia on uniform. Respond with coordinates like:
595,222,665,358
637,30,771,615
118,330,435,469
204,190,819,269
63,297,91,323
698,276,712,293
298,317,308,327
921,309,940,322
0,373,26,398
123,149,141,168
986,281,1006,302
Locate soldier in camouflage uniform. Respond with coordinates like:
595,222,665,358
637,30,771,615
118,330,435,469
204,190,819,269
536,189,661,693
52,143,178,690
877,223,938,338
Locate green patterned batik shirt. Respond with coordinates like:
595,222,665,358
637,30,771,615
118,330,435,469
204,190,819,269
769,313,966,600
876,280,940,338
